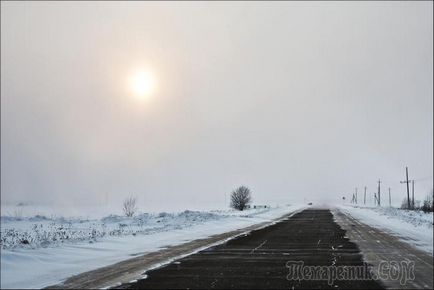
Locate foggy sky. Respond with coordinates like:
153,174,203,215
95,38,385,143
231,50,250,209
1,1,433,210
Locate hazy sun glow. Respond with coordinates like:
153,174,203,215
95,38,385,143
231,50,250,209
128,69,156,99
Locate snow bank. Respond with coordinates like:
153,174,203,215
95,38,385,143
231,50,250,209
1,210,225,250
1,204,304,289
337,205,433,254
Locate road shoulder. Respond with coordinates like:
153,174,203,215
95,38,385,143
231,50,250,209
333,208,433,289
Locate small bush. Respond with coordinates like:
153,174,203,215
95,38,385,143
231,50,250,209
123,196,137,217
421,190,433,213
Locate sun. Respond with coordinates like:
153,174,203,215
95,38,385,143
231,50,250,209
128,69,156,99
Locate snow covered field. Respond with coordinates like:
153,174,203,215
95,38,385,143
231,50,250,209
337,205,433,254
1,204,304,289
1,211,226,250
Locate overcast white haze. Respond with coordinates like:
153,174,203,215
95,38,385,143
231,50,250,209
1,1,433,212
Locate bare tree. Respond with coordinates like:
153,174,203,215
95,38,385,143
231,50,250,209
230,186,252,211
123,196,137,217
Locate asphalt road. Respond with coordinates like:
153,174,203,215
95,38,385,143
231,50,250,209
116,209,384,289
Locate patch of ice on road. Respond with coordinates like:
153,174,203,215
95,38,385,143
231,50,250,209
337,205,433,255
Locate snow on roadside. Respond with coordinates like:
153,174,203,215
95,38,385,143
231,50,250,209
1,210,225,250
337,205,433,255
1,204,304,289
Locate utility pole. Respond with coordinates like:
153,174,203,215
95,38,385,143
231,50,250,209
355,187,358,204
377,179,382,206
388,187,391,207
364,186,367,205
412,180,415,209
400,166,411,209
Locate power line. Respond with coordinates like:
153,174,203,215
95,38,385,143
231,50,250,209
413,176,433,182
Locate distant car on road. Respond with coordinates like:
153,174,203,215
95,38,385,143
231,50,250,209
253,205,268,209
308,202,313,205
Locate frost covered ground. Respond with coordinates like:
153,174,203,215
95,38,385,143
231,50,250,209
1,211,228,250
1,204,304,289
337,204,433,254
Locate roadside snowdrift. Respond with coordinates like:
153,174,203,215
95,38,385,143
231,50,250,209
1,210,224,250
337,205,433,254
